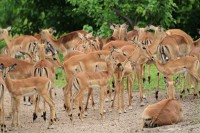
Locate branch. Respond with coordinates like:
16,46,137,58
113,8,134,29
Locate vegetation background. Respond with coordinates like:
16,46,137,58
0,0,199,92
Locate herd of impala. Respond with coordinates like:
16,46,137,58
0,23,200,131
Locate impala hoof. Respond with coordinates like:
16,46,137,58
118,110,122,114
84,111,88,117
140,102,145,107
47,125,54,129
128,106,133,110
105,98,110,102
123,110,127,113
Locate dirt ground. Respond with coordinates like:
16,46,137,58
4,87,200,133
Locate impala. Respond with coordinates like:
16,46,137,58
0,27,39,59
152,55,200,99
142,99,183,128
0,77,6,132
65,57,116,121
40,29,92,54
0,64,56,130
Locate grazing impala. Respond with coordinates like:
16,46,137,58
0,64,56,130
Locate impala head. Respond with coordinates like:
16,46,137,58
131,41,154,60
89,37,101,51
40,28,56,40
110,23,120,38
0,26,11,40
148,25,165,33
0,63,17,78
44,43,63,67
28,41,39,60
77,32,94,53
119,23,129,40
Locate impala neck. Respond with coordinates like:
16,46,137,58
39,44,46,60
3,33,12,49
4,75,13,93
153,59,165,74
106,61,114,76
46,35,66,54
112,29,119,39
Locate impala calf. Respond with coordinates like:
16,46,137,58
0,64,56,130
142,99,183,128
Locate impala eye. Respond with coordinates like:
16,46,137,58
142,47,146,50
123,52,127,56
53,58,57,61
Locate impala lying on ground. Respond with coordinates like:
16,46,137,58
142,99,183,128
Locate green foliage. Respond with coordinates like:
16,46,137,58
0,0,199,38
0,41,6,54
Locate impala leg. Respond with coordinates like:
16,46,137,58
84,88,91,115
137,64,145,105
63,87,72,121
78,95,84,121
11,97,15,129
90,89,95,109
167,79,176,99
74,92,83,121
111,88,116,110
42,99,47,121
156,72,160,100
16,97,21,128
192,78,198,99
128,70,136,110
42,94,56,129
99,87,106,119
2,87,6,132
121,79,126,113
148,65,151,84
142,65,146,83
180,73,186,99
117,82,121,113
33,95,39,122
127,76,131,108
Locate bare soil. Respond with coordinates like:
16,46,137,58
4,87,200,133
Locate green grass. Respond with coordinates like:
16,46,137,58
0,42,185,93
54,63,185,95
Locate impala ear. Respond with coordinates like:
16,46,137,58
49,28,56,34
77,32,85,40
134,26,140,31
85,32,93,38
110,24,119,30
110,24,115,30
98,53,106,59
9,64,17,72
6,26,12,31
